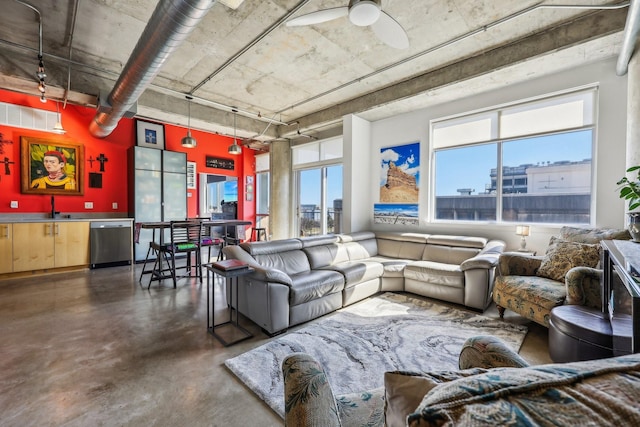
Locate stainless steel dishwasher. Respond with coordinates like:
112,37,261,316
90,221,133,269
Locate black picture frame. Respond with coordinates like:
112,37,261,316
136,119,165,150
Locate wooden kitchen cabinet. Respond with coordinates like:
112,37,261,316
11,221,90,273
54,221,90,267
12,222,55,271
0,223,12,274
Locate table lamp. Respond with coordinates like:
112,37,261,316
516,225,530,251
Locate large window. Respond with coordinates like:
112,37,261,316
292,138,343,236
432,88,595,225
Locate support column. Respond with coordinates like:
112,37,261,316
627,51,640,169
269,139,292,239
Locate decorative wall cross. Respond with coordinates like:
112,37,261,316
2,157,14,175
88,156,95,169
97,153,109,172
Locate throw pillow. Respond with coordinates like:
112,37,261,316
536,237,600,282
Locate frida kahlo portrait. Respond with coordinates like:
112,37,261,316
21,136,84,195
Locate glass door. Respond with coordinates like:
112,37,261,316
296,165,342,236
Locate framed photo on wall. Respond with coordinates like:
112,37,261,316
136,119,165,150
187,161,196,189
20,136,84,195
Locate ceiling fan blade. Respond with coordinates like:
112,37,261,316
286,7,349,27
371,11,409,49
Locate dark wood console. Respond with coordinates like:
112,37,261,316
549,240,640,362
601,240,640,355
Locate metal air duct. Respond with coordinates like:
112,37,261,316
617,0,640,76
89,0,215,138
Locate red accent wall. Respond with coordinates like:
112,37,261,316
0,89,256,227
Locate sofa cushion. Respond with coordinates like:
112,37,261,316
253,250,312,276
384,369,485,427
493,274,567,326
303,242,349,269
537,237,600,282
404,261,463,288
288,270,344,305
344,239,378,261
407,354,640,426
339,231,377,242
376,232,429,260
423,244,480,265
427,235,487,249
326,261,384,288
367,256,410,277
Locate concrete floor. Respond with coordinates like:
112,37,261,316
0,262,551,427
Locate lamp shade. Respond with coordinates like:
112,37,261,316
181,130,197,148
182,96,196,148
516,225,530,236
228,141,242,155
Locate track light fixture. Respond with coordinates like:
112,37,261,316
37,55,47,102
228,110,242,155
181,95,197,148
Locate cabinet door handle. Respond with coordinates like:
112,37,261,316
1,225,8,238
45,224,51,236
55,224,59,236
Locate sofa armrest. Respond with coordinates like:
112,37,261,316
223,245,293,286
458,336,529,370
282,353,341,427
249,266,293,286
565,266,603,309
460,239,504,271
497,253,542,276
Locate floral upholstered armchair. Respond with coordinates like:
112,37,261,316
493,226,630,327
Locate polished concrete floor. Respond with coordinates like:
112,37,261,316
0,262,551,427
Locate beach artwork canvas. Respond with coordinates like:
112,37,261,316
374,203,419,225
380,142,420,203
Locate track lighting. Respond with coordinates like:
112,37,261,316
36,54,46,101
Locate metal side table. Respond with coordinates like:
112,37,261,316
205,263,254,346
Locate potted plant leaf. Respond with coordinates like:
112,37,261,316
616,165,640,241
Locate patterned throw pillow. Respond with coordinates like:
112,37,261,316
536,236,600,282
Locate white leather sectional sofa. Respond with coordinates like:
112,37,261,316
222,231,505,335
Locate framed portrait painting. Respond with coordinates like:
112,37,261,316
21,136,84,195
136,119,165,150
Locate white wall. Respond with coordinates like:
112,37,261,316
343,114,372,233
348,57,628,254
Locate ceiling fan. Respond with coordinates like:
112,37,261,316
286,0,409,49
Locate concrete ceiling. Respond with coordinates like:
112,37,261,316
0,0,631,150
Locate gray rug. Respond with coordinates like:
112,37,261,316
225,292,528,418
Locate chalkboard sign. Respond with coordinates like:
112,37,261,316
205,156,234,170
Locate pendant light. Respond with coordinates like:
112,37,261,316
52,101,66,134
181,95,197,148
228,110,242,155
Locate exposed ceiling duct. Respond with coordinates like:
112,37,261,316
89,0,215,138
617,0,640,76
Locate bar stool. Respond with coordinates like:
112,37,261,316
251,227,267,241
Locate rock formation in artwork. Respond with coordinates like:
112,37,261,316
380,161,419,203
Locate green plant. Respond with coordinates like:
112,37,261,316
617,165,640,211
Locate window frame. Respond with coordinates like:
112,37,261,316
429,86,597,226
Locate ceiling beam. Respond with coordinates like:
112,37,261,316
279,7,628,138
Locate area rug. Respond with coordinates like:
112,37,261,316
225,292,528,418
